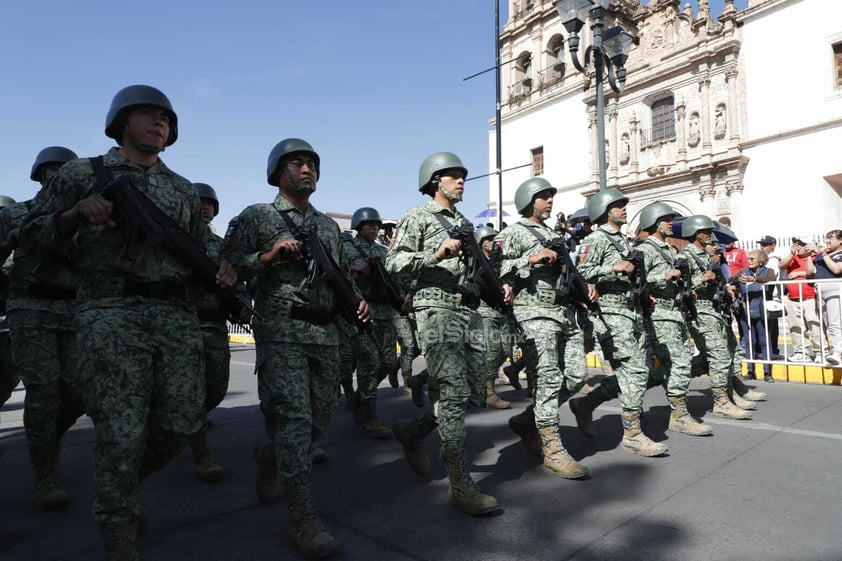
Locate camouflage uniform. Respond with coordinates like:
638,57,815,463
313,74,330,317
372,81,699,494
223,193,358,480
0,199,83,503
0,255,17,411
496,219,586,427
681,243,733,390
342,236,397,435
22,148,207,526
394,312,419,380
386,201,487,446
577,225,650,411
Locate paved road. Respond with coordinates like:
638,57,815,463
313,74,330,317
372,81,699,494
2,345,841,561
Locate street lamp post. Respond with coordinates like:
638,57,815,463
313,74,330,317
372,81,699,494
553,0,634,192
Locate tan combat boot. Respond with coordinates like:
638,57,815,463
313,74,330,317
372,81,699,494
621,411,669,457
393,419,432,475
568,390,609,438
508,407,543,458
286,474,338,558
711,387,752,420
666,396,713,436
731,392,757,411
485,379,511,409
731,375,767,401
254,442,285,504
189,431,225,482
441,445,499,516
537,426,588,479
99,522,140,561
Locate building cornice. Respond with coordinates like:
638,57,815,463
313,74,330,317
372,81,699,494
740,117,842,150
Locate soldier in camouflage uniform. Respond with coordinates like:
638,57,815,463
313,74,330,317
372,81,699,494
0,196,17,418
386,152,500,516
576,189,669,457
495,177,589,479
679,216,752,420
22,86,235,561
569,202,713,438
0,147,84,510
474,226,512,410
223,138,369,558
336,232,358,405
341,206,397,439
185,182,230,482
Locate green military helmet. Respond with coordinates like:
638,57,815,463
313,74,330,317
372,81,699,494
417,152,467,193
514,177,557,215
0,195,16,208
681,214,716,239
474,226,498,244
105,85,178,146
193,183,219,217
351,207,382,229
30,146,78,182
266,138,320,186
587,188,629,222
638,201,677,232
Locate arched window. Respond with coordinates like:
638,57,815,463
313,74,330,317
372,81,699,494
650,96,676,142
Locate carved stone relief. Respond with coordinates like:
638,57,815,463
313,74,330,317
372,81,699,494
688,112,701,147
619,133,630,165
714,104,727,140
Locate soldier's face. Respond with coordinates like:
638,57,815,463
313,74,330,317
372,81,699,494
123,105,170,153
280,155,317,193
607,203,627,225
657,216,674,236
532,190,553,219
356,221,379,242
438,170,465,202
200,198,216,223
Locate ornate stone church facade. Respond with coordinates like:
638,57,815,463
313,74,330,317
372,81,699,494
490,0,842,241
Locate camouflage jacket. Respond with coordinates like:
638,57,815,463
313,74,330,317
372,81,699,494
637,236,683,321
681,243,718,302
20,148,204,312
222,193,360,345
385,200,479,310
577,224,634,297
341,236,396,321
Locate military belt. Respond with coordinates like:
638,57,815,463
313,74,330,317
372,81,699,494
416,286,480,310
599,293,633,308
290,304,336,325
123,280,188,300
27,284,77,301
653,297,678,310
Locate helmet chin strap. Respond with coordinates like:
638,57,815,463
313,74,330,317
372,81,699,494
535,208,551,221
438,180,462,203
282,166,316,193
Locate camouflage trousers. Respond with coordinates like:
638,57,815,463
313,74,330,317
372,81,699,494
395,314,419,376
598,301,650,412
414,306,487,446
0,330,17,407
690,315,744,381
481,313,517,383
644,316,693,398
687,305,733,388
519,316,587,428
355,317,397,402
200,323,231,413
7,309,84,477
75,302,205,525
256,340,338,479
337,321,356,388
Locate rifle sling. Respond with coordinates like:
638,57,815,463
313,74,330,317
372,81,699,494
89,156,113,188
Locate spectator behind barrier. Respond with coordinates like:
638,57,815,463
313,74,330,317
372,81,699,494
813,230,842,366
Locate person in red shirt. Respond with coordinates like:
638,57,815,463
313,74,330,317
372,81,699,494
779,238,824,362
723,241,749,275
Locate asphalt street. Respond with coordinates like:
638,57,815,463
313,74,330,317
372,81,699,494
2,344,842,561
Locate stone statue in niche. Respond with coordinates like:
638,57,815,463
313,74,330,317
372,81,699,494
619,133,630,165
714,104,727,140
604,139,610,167
688,112,700,147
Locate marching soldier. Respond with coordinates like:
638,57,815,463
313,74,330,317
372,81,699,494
496,177,588,479
22,86,235,560
0,147,84,510
0,195,17,419
386,152,500,516
575,189,669,457
223,138,369,557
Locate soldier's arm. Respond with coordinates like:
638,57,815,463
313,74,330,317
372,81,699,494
577,237,620,282
20,166,85,252
642,245,669,287
496,230,527,282
220,209,265,281
385,212,437,274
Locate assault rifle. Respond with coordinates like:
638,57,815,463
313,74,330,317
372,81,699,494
627,249,652,317
540,237,594,311
363,255,404,313
673,257,697,320
446,223,510,311
288,224,371,334
710,262,740,317
99,175,256,324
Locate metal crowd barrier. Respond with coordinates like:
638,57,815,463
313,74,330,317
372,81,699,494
737,277,842,369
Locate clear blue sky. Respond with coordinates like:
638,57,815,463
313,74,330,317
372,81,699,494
0,0,742,229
